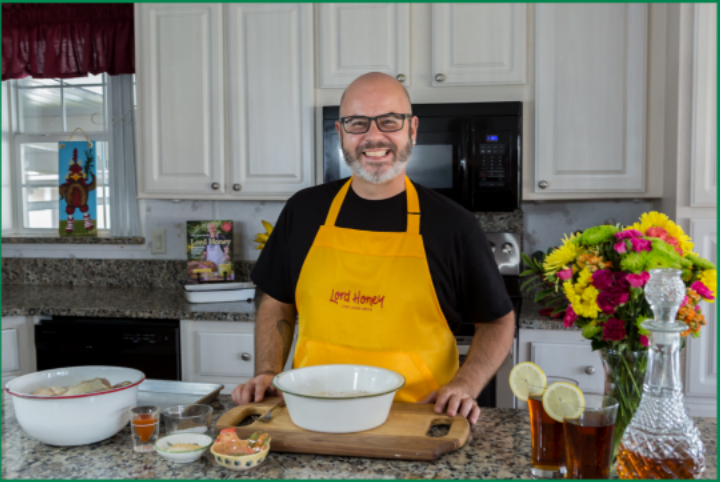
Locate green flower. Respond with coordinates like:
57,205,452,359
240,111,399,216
686,254,716,271
635,316,650,336
579,225,620,246
620,252,645,273
644,250,691,270
582,324,603,339
651,238,680,257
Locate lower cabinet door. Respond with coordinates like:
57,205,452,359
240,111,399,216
530,342,605,392
196,332,254,378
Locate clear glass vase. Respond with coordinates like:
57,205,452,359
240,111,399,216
616,269,706,479
600,348,647,462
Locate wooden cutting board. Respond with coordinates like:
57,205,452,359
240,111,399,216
215,396,470,461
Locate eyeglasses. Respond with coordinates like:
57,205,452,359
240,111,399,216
340,114,412,134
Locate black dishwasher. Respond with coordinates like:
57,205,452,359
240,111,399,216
35,317,181,380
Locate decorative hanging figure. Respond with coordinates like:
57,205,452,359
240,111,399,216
58,141,97,236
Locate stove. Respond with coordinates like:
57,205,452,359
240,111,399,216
456,232,522,409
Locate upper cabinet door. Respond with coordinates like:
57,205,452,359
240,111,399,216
136,4,225,195
226,4,314,197
685,218,717,398
690,3,717,207
535,4,648,194
431,3,527,86
318,3,410,88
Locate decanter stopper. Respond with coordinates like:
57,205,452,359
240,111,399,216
616,269,706,479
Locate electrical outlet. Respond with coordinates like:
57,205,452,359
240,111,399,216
151,229,166,254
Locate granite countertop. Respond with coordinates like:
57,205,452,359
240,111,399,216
2,393,716,480
3,283,585,330
0,284,258,322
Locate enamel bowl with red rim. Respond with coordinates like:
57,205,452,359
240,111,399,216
5,366,145,446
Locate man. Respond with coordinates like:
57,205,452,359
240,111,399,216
201,222,230,270
232,72,514,424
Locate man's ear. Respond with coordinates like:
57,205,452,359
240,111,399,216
335,120,344,149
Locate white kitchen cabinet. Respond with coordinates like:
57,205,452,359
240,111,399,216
1,316,37,388
685,219,717,403
534,4,649,195
226,4,314,196
516,329,604,409
317,3,410,88
431,3,526,86
181,320,297,395
135,3,314,200
690,4,717,208
135,3,226,196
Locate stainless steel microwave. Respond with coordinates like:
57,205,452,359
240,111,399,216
323,102,522,212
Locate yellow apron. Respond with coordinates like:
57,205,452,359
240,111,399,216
294,176,459,402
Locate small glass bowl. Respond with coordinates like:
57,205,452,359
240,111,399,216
161,404,214,435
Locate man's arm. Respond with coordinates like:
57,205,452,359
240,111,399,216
231,292,297,405
420,310,515,424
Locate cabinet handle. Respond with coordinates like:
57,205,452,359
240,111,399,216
538,180,549,189
435,73,446,82
211,182,220,190
396,73,406,83
241,353,252,361
585,366,595,375
233,184,241,192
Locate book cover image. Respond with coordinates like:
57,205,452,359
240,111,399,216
187,220,234,283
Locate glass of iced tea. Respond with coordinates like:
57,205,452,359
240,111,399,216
130,405,160,453
563,394,619,479
527,376,579,478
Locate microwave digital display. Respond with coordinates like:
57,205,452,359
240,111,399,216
486,135,499,142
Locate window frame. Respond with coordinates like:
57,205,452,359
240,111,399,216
8,76,112,235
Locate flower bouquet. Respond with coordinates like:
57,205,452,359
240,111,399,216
521,211,716,458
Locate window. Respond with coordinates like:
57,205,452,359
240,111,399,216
9,74,112,233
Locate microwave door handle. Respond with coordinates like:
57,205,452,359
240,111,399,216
460,121,471,201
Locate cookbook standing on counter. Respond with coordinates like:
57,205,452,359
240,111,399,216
232,72,515,424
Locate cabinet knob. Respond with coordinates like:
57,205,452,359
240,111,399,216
538,180,549,189
396,73,406,83
233,184,242,192
435,73,446,83
502,242,513,255
585,366,595,375
211,182,221,190
241,353,252,361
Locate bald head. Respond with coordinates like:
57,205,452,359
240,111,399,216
339,72,412,118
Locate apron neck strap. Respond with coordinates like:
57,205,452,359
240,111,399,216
324,176,421,235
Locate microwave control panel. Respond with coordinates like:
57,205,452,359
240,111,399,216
477,143,506,188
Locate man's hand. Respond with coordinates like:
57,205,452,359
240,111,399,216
419,380,481,425
231,373,283,405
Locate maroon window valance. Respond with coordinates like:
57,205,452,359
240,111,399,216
2,3,134,81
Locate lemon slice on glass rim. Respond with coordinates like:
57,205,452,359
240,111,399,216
541,382,585,423
508,361,546,402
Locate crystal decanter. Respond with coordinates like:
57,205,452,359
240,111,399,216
616,269,706,479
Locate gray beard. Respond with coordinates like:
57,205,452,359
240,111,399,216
342,141,413,185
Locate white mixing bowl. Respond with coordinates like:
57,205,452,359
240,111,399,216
5,366,145,446
272,364,405,433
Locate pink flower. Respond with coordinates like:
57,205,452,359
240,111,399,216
614,241,628,254
610,289,629,306
645,227,669,241
614,272,631,291
682,295,690,306
691,281,715,301
539,308,564,319
592,270,615,291
615,229,644,240
602,318,627,342
596,291,617,314
627,271,651,288
563,305,577,328
630,238,652,252
557,268,573,281
640,335,649,347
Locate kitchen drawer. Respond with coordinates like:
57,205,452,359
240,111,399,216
196,332,254,377
2,328,19,373
530,342,604,392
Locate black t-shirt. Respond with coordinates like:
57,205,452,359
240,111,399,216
251,178,513,332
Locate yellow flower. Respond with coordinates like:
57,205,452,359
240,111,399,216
562,269,600,318
544,233,585,275
630,211,695,256
700,269,717,303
